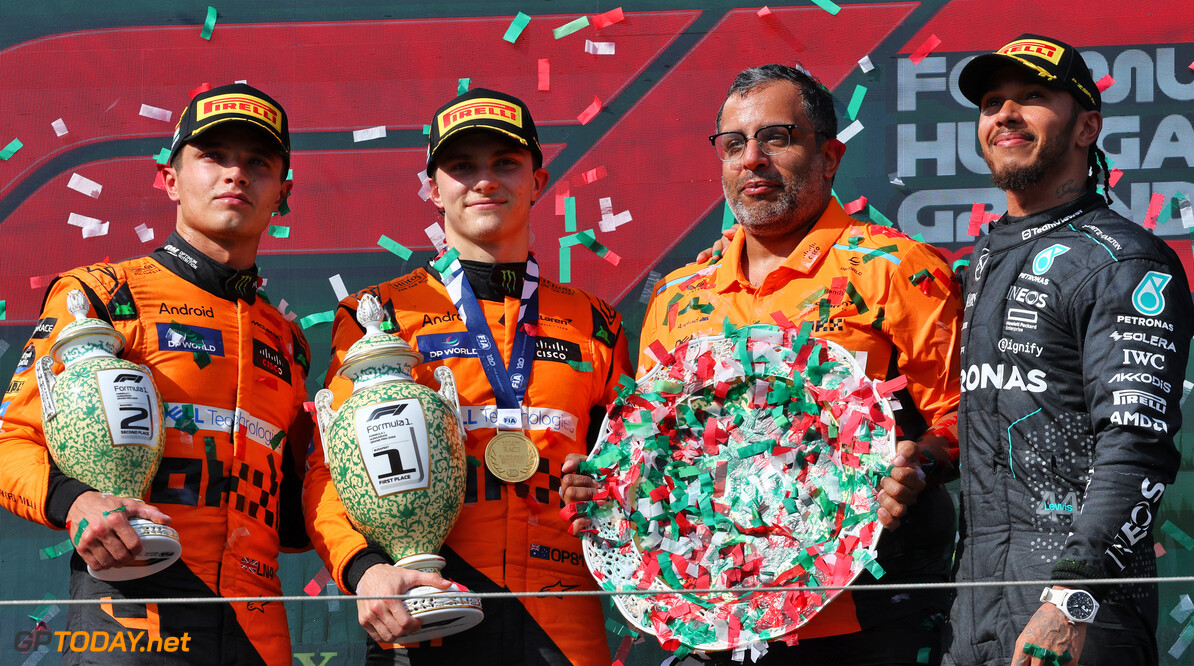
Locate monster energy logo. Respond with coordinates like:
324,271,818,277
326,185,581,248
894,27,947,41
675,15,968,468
498,269,517,294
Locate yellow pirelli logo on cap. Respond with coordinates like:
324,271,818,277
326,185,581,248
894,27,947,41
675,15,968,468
998,38,1065,65
197,94,282,132
438,98,522,132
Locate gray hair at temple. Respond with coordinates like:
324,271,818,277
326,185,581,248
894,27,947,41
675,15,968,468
715,64,838,142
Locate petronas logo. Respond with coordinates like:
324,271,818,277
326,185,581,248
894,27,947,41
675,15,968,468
1031,244,1069,275
1132,272,1171,316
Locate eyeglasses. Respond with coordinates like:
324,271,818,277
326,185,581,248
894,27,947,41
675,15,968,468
708,124,825,162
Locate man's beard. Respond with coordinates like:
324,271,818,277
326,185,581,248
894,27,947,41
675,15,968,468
724,170,821,238
985,116,1076,192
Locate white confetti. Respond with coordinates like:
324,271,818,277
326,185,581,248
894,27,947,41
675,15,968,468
51,118,68,137
67,212,102,228
139,104,172,122
67,173,102,198
1182,380,1193,408
81,221,109,238
416,168,432,201
0,339,10,359
639,270,662,304
1180,198,1193,228
329,274,349,302
599,210,634,233
599,197,614,217
353,126,387,142
889,173,907,187
858,55,875,73
1171,594,1194,623
425,222,447,252
276,298,299,322
134,223,155,243
584,40,616,55
836,119,863,143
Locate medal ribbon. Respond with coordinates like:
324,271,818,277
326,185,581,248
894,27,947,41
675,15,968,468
437,253,540,430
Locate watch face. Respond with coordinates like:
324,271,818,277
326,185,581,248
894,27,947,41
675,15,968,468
1066,592,1096,620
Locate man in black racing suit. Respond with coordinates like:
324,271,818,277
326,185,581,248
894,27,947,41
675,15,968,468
948,34,1193,666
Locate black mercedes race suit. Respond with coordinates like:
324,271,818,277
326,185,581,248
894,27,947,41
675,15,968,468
948,190,1192,666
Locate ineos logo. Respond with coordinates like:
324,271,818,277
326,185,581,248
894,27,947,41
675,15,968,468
367,404,408,421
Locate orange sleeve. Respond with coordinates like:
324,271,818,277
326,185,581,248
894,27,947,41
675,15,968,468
884,243,963,460
301,295,375,591
0,275,104,527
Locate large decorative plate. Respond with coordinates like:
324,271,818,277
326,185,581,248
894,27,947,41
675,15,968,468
580,325,897,651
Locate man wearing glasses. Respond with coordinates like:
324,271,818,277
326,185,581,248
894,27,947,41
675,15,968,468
564,64,962,664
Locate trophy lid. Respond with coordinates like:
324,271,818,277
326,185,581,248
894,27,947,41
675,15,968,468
49,290,126,362
337,293,423,378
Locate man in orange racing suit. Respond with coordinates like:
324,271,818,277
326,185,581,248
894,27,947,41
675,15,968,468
563,64,962,665
303,88,632,665
0,83,311,665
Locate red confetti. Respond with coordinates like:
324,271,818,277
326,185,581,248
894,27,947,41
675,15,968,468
1109,168,1123,187
771,310,796,329
843,196,868,215
967,202,986,236
538,58,551,92
876,375,908,397
302,401,316,413
303,568,332,596
188,82,211,99
577,96,603,125
591,7,625,29
909,34,941,65
554,188,571,216
1143,191,1164,230
152,169,168,191
29,271,60,289
573,165,608,187
1095,74,1114,92
757,6,772,16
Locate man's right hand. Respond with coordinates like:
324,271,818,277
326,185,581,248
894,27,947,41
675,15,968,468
560,453,597,534
355,564,452,643
66,491,171,571
692,225,738,265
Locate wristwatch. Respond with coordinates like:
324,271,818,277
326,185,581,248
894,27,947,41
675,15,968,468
1040,587,1099,624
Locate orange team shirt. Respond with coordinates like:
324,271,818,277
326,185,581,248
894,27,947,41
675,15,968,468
639,198,962,638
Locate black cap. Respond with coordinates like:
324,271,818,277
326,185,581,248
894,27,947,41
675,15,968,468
426,88,542,176
168,83,290,167
959,34,1100,111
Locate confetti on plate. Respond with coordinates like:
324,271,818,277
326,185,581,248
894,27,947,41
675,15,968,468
581,325,896,651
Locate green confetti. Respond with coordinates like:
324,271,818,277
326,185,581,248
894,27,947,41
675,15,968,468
200,6,217,40
377,234,412,260
299,310,336,329
0,138,23,160
276,193,291,216
0,300,6,320
153,147,171,165
29,596,59,623
867,204,893,227
567,360,593,372
559,245,572,283
552,15,590,39
431,247,460,274
916,647,931,664
466,455,482,467
267,225,290,239
846,85,867,121
71,518,89,546
422,124,431,136
503,12,532,43
39,539,73,560
457,78,470,95
565,196,577,232
1161,520,1194,550
286,168,293,181
811,0,842,14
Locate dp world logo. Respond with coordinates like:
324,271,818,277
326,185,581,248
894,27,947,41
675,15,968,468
1032,244,1069,275
1132,271,1172,316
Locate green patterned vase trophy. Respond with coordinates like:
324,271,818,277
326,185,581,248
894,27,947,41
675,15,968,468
314,293,483,642
34,289,179,581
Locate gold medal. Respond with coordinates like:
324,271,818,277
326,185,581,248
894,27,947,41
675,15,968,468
484,430,539,483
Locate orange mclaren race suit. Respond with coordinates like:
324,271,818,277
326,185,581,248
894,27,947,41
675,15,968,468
641,199,962,665
304,258,632,666
0,232,313,665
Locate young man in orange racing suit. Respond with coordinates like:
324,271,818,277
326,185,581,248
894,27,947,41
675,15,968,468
303,88,632,665
562,64,963,665
0,83,312,665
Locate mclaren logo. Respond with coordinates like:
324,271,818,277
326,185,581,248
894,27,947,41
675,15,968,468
367,404,408,422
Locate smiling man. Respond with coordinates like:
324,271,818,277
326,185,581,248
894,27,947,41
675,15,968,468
0,83,313,664
304,88,631,666
563,64,963,665
948,34,1193,666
